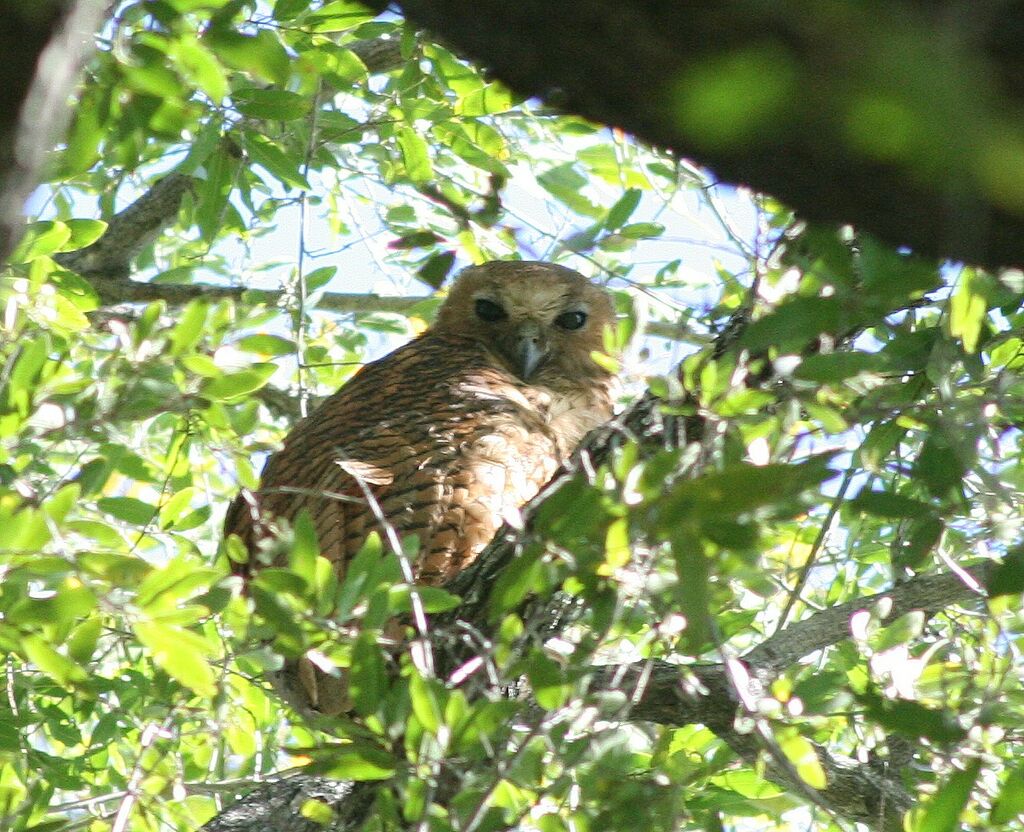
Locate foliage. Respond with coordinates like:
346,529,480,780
1,2,1023,831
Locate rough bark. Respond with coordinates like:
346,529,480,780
0,0,107,264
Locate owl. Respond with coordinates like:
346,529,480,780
225,260,617,714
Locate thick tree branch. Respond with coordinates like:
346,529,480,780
201,777,374,832
745,565,989,674
54,174,194,279
395,0,1024,269
1,0,107,264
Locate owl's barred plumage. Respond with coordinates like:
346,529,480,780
225,261,616,714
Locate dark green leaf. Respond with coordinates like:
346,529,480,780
914,431,967,499
525,650,569,710
656,458,834,529
289,509,320,587
849,491,933,519
234,88,310,121
857,689,966,744
349,632,386,716
741,297,851,353
605,189,642,230
795,352,883,382
244,134,311,190
987,547,1024,597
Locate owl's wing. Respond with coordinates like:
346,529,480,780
224,338,440,572
224,334,576,714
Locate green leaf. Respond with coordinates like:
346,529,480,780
992,765,1024,823
605,189,642,230
858,421,906,473
795,352,883,382
22,635,88,685
656,458,833,529
200,363,276,400
349,631,386,716
234,88,310,121
195,144,239,242
305,266,338,292
914,431,967,499
776,730,826,790
397,127,433,184
949,268,988,353
741,297,849,353
416,251,456,289
525,651,569,710
244,134,311,190
42,483,80,525
273,0,307,19
409,671,444,733
158,486,198,530
869,611,925,651
97,496,156,526
388,585,461,614
66,616,103,664
11,221,71,262
909,759,980,832
169,299,208,356
236,334,296,356
858,236,940,307
314,743,396,780
618,221,664,239
289,509,320,587
672,528,710,652
299,799,334,825
59,87,104,176
487,546,544,616
987,547,1024,597
857,689,966,744
538,163,603,218
892,515,944,571
63,218,108,249
173,36,228,103
136,556,221,611
849,491,933,519
306,0,375,32
133,621,217,697
206,29,290,85
455,83,513,116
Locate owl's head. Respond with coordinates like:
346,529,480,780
433,260,616,386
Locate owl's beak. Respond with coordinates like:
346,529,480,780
513,323,548,380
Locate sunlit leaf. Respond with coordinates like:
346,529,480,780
200,363,276,400
908,759,980,832
133,621,217,697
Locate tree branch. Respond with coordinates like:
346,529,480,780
744,565,989,674
394,0,1024,269
1,0,108,263
82,272,694,341
200,776,375,832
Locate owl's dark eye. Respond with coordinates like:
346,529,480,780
555,310,588,331
474,298,507,322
